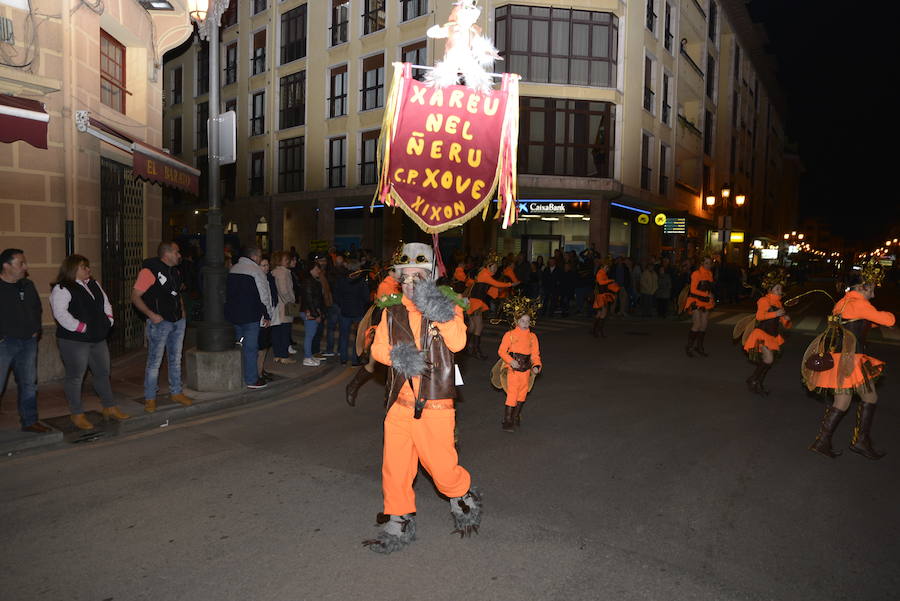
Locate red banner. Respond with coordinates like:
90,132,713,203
375,65,519,233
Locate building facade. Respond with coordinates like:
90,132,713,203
1,0,193,380
161,0,797,264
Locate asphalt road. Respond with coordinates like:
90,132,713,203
2,304,899,601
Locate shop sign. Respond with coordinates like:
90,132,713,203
637,214,650,225
521,201,566,214
730,232,745,243
654,213,667,226
664,218,687,234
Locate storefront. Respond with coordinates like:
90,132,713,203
494,199,592,260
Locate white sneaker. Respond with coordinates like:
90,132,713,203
320,351,336,357
287,345,298,355
302,357,321,367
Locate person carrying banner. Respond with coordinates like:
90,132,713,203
591,259,620,338
683,256,716,357
466,251,516,359
492,296,542,432
363,242,481,553
805,260,895,460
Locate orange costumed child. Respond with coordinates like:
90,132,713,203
591,259,620,338
682,256,716,357
733,270,792,395
466,251,516,359
805,260,896,460
491,296,542,432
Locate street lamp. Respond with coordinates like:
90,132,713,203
705,183,747,260
189,0,233,352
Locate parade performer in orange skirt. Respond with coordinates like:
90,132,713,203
346,254,403,406
466,251,516,359
805,260,896,460
363,242,481,553
452,259,474,294
592,259,620,338
682,256,715,357
491,296,542,432
734,270,791,395
497,258,520,299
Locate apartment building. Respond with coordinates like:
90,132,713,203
162,0,796,263
1,0,193,378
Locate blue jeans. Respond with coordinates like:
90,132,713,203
338,315,360,364
301,313,319,359
144,318,186,400
233,322,260,385
0,336,39,428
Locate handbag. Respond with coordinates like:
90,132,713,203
284,302,302,317
804,353,834,372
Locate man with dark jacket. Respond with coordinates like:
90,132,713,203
225,247,273,388
541,258,561,316
333,261,370,365
0,249,51,433
132,241,193,412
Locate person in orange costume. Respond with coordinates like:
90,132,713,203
466,251,516,358
591,259,620,338
451,260,474,294
345,264,402,407
683,256,715,357
495,297,542,432
497,258,520,299
363,242,481,553
806,261,896,460
742,271,791,395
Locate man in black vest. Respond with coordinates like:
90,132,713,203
132,241,193,413
0,249,51,433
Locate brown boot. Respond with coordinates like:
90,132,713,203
101,406,130,421
746,363,763,393
501,405,515,432
144,399,156,413
171,393,193,406
809,405,846,458
512,402,524,428
849,402,886,460
70,413,94,430
345,367,373,407
695,331,709,357
685,331,697,357
756,364,772,395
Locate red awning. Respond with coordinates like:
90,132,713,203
0,94,49,149
132,141,200,195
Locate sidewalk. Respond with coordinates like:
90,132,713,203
0,326,343,457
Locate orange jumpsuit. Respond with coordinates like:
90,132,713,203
498,329,541,407
376,274,401,299
743,294,791,354
592,267,620,309
371,296,471,516
804,291,895,394
467,268,513,314
683,266,715,312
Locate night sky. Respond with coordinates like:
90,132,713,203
748,0,899,250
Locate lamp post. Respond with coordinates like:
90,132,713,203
706,183,747,261
189,0,233,351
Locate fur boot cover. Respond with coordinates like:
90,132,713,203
412,278,457,323
390,342,426,379
449,487,482,537
362,513,417,554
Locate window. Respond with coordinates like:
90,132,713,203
224,98,237,115
495,6,618,87
225,42,238,85
329,65,348,117
328,136,346,188
733,43,741,81
661,72,672,124
664,3,673,51
659,144,669,195
197,41,209,95
221,0,237,28
250,151,265,196
708,0,718,42
280,71,305,129
360,129,379,185
704,110,714,155
706,54,716,99
363,0,385,35
251,91,265,136
361,54,384,110
518,97,615,178
281,5,307,65
100,30,126,113
640,133,652,190
253,0,266,15
402,40,427,81
197,102,209,148
279,136,304,192
401,0,427,21
252,30,266,75
643,56,654,112
171,117,182,155
171,67,182,105
645,0,656,33
331,0,349,46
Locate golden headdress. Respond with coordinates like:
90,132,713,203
859,257,885,287
761,268,788,292
482,250,502,268
388,240,405,270
493,295,541,328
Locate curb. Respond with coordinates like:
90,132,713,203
1,362,340,459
